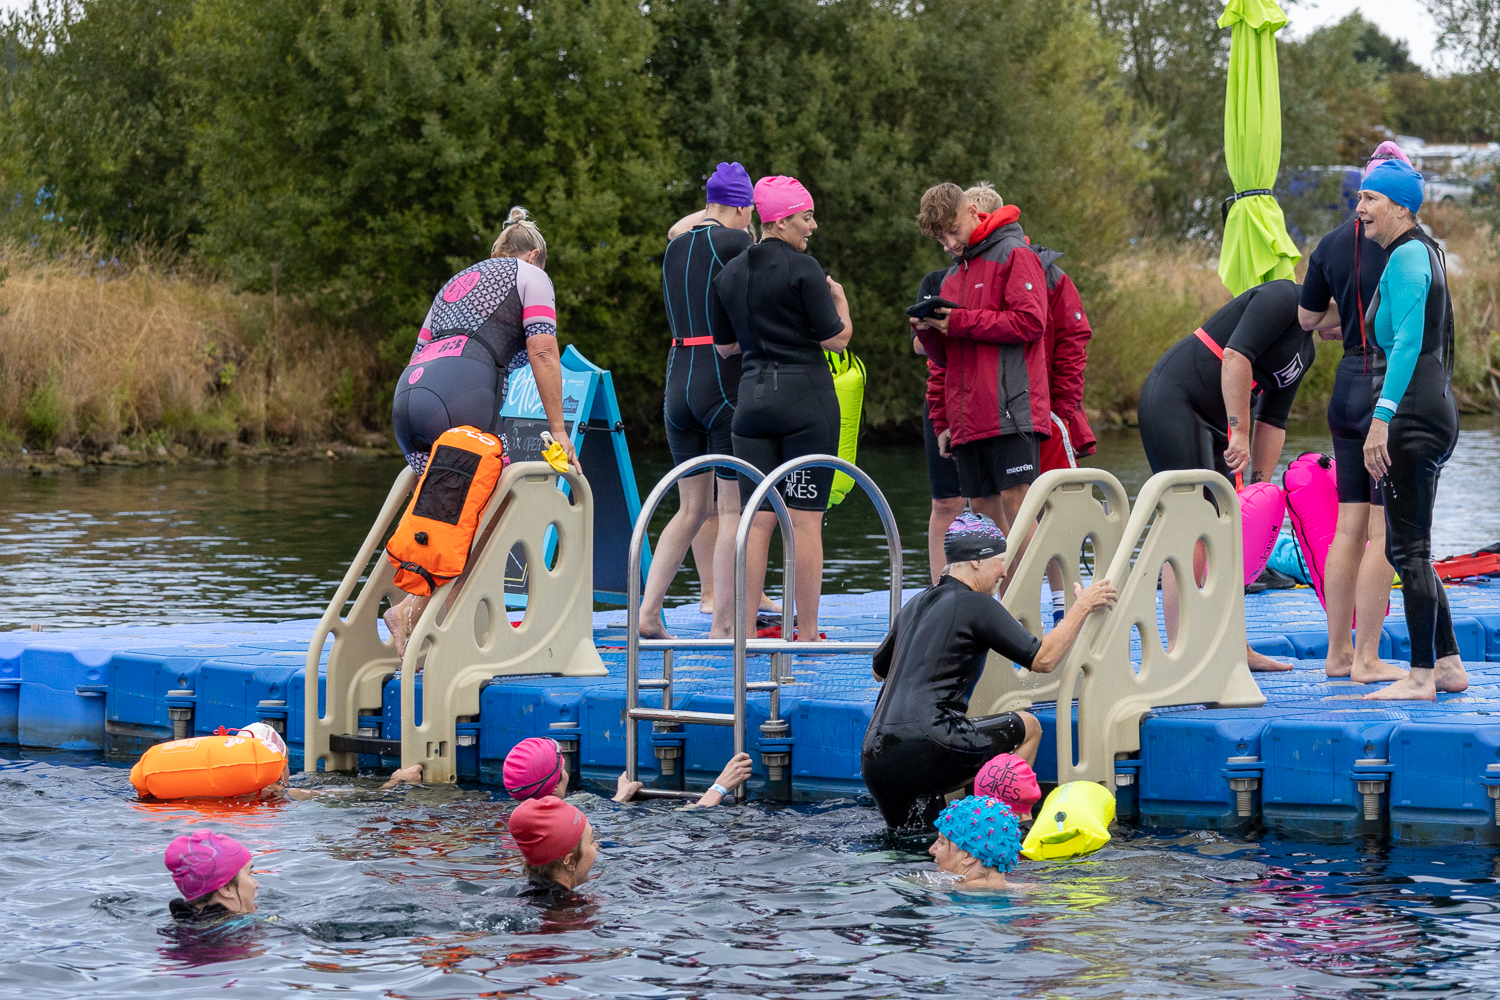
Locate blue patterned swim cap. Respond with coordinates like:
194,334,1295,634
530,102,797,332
936,795,1021,872
943,512,1007,563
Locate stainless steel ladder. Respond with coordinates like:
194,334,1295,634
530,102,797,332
624,453,903,801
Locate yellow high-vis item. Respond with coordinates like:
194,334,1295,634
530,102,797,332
539,431,571,474
1021,780,1115,860
824,349,866,506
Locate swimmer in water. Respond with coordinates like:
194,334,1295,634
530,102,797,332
240,723,422,801
862,513,1117,829
504,734,753,807
974,752,1043,822
165,829,259,922
509,796,597,895
928,795,1023,890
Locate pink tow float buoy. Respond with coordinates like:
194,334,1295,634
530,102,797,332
1284,452,1339,609
1239,481,1286,587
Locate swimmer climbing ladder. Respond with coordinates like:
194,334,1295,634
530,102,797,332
625,454,903,801
305,461,607,783
966,468,1131,718
1052,470,1265,789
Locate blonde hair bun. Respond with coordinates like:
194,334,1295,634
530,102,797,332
493,206,547,267
506,206,532,226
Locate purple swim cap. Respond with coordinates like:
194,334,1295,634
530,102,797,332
1364,140,1413,178
164,829,252,901
706,162,754,208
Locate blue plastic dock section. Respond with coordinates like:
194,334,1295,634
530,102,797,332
7,581,1500,843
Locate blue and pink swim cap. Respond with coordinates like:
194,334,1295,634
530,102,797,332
936,795,1022,873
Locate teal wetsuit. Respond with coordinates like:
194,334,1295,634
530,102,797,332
1369,229,1459,671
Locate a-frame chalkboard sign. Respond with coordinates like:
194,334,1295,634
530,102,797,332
498,345,650,606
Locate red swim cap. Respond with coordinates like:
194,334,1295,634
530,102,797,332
509,796,587,866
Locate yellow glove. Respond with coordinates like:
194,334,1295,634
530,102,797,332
539,431,571,474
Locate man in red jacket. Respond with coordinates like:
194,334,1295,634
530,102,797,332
913,183,1050,532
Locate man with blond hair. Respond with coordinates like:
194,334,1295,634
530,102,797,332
913,182,1049,532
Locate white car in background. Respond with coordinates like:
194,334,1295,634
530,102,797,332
1426,175,1475,204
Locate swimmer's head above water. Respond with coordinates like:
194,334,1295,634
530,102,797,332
503,737,570,800
510,796,597,890
930,795,1022,889
165,829,259,915
940,513,1009,592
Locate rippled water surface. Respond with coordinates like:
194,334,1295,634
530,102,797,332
5,418,1500,630
5,751,1500,999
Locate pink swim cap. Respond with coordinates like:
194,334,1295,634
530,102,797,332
753,175,814,224
1364,140,1413,178
502,737,563,800
974,753,1042,816
165,829,252,900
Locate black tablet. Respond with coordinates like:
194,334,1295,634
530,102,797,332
905,296,959,320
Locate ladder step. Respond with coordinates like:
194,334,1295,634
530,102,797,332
329,733,401,756
627,708,735,726
745,681,780,691
636,678,670,690
631,788,704,800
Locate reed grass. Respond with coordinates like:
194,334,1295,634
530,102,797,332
0,241,386,456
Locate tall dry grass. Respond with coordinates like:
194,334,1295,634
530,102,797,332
0,242,386,454
1084,214,1500,421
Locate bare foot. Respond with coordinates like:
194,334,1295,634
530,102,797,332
380,764,423,789
383,605,410,660
1436,655,1469,694
1364,668,1436,701
698,599,713,615
638,617,673,641
759,596,782,614
1350,656,1409,684
1247,646,1294,672
1325,647,1354,678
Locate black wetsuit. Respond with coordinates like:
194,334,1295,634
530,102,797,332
1138,280,1314,478
710,237,844,511
861,575,1040,829
915,269,961,500
1370,228,1461,671
662,222,753,479
1302,218,1391,504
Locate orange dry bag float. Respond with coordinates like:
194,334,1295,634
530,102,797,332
130,727,288,799
386,425,509,596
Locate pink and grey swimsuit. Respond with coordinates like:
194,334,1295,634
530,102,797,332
392,257,557,472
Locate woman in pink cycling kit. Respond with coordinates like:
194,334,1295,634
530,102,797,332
386,208,578,655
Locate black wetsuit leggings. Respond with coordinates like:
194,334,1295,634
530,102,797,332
1381,364,1460,671
731,362,840,512
861,712,1027,829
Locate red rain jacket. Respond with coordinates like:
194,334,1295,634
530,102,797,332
1034,247,1096,457
926,207,1050,446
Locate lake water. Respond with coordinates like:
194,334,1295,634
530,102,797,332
6,422,1500,997
5,419,1500,630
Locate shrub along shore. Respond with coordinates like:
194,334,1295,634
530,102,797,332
3,209,1498,472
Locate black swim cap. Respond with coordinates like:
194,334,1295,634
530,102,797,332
943,512,1007,563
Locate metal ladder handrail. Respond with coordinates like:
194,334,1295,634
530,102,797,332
623,452,902,802
625,455,796,799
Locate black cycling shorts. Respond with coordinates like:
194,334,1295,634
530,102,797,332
664,345,740,480
923,402,961,500
1327,353,1385,506
392,355,499,473
862,712,1028,829
952,433,1039,499
731,363,839,512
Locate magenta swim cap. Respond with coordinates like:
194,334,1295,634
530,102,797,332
165,829,252,901
753,175,814,224
974,752,1042,816
503,737,563,800
1364,140,1413,178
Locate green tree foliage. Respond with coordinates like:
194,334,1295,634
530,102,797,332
0,0,197,241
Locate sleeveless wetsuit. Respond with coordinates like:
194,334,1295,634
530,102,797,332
861,574,1040,829
1370,229,1460,671
662,222,752,479
709,237,844,511
392,258,557,473
1138,280,1314,478
1302,218,1391,505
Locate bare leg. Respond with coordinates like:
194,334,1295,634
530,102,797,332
789,507,825,641
1351,511,1405,682
638,474,715,639
709,478,742,639
1161,544,1205,650
742,510,777,639
970,494,1008,532
998,482,1029,535
927,496,966,585
693,516,718,614
383,594,430,660
1324,502,1369,677
1013,711,1042,767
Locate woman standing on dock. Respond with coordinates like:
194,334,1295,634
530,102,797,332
1356,161,1469,702
384,208,579,657
709,175,852,641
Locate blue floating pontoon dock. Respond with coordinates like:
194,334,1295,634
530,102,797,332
7,580,1500,844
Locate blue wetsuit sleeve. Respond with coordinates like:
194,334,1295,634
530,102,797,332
1374,242,1432,422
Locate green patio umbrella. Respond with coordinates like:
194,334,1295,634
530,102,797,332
1217,0,1300,296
